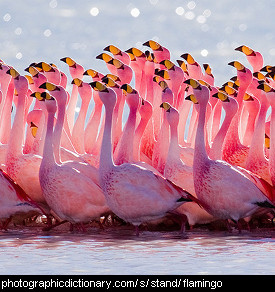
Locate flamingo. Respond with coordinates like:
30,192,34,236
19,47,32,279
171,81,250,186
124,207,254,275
143,40,170,63
71,78,92,155
38,93,109,229
184,78,275,230
159,59,185,107
222,61,252,167
245,81,271,184
104,44,131,65
5,69,45,204
257,82,275,186
163,102,215,228
235,45,264,72
113,84,140,165
37,83,79,164
125,47,146,98
180,53,202,80
96,53,117,75
90,81,197,235
0,168,45,230
133,99,153,163
25,109,45,156
208,92,238,160
60,57,84,134
152,82,174,174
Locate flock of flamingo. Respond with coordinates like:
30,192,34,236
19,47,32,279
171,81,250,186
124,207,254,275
0,40,275,235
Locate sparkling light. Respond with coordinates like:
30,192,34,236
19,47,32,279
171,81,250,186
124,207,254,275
14,27,22,35
187,1,196,10
175,7,185,16
44,29,52,37
16,52,22,59
197,15,206,24
3,13,11,22
130,8,140,18
185,11,195,20
90,7,99,16
49,0,58,8
201,49,208,57
203,9,211,17
239,23,247,31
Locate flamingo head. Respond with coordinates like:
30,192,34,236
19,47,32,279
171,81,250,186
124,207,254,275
90,81,117,109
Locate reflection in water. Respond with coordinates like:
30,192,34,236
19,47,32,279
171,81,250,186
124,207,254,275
0,227,274,274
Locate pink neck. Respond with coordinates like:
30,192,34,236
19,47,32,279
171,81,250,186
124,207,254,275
193,102,209,173
41,110,56,170
7,91,26,158
100,104,115,184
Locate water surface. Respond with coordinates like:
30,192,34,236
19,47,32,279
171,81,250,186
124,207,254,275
0,226,274,275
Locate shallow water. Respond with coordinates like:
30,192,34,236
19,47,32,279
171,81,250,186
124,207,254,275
0,226,274,275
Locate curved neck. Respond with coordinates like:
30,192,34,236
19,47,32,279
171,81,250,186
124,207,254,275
209,110,234,160
133,116,150,161
247,97,269,162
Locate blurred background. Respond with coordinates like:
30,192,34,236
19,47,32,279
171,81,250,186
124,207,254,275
0,0,274,87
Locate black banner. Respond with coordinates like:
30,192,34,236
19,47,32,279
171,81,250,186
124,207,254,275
0,275,273,290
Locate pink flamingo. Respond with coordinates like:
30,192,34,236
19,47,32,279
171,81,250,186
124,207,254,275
133,99,153,163
125,47,146,98
113,84,157,171
202,64,215,86
152,83,174,174
257,82,275,186
113,84,140,165
222,61,252,167
37,83,79,164
39,94,109,228
0,168,45,230
163,102,215,228
26,109,46,156
83,68,104,155
143,40,170,63
208,92,238,160
0,62,12,116
184,78,275,229
235,45,264,72
106,58,133,85
83,68,105,80
5,69,45,204
159,59,185,107
241,93,260,146
60,57,84,133
180,53,202,80
35,62,61,85
96,53,117,75
245,82,271,184
90,81,197,235
71,78,92,155
104,44,130,65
